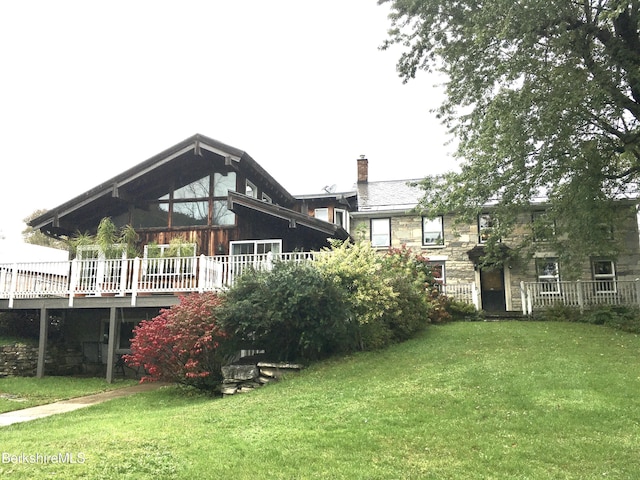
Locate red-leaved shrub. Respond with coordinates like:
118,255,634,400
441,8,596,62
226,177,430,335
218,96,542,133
123,292,228,391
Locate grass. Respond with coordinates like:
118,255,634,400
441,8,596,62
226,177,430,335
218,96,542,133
0,321,639,479
0,377,138,413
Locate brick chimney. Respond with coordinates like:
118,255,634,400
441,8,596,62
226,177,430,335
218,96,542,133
357,155,368,183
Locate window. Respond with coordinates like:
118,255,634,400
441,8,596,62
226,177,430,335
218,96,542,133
428,261,445,285
314,208,329,222
136,172,237,228
371,218,391,247
592,259,616,293
334,209,349,231
536,258,560,294
246,180,258,198
230,240,282,255
478,214,496,243
262,193,272,203
532,210,555,241
423,216,444,246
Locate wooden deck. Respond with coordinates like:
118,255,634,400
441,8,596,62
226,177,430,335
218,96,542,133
0,252,316,309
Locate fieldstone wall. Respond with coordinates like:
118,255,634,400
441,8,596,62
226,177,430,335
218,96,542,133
221,362,303,396
0,344,38,377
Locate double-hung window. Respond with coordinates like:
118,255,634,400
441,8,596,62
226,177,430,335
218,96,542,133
423,216,444,246
371,218,391,247
536,258,560,294
592,259,616,293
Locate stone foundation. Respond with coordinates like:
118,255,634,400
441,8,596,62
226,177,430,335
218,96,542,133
221,362,303,396
0,344,38,377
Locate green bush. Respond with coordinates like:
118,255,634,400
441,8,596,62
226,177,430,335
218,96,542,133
219,261,354,362
536,303,640,334
315,242,432,350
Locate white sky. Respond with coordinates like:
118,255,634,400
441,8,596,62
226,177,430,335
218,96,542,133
0,0,457,243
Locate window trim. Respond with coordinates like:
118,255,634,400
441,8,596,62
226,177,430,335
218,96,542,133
334,208,349,232
592,259,616,294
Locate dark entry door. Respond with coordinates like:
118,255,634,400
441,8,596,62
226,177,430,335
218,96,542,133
480,268,506,312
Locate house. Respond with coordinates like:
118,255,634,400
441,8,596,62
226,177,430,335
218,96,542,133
2,134,353,381
350,156,640,314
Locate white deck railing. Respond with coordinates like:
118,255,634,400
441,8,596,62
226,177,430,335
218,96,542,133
0,252,320,308
520,280,640,315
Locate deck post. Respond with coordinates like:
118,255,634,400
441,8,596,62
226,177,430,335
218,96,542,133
36,306,48,378
105,307,118,383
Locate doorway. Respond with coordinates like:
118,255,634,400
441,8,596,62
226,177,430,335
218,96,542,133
480,268,506,312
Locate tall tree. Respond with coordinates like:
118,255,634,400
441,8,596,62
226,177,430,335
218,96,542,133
380,0,640,272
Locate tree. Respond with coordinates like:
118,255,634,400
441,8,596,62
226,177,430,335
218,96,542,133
124,292,229,391
22,209,66,249
380,0,640,271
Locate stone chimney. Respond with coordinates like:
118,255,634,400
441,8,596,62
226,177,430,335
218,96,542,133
357,155,368,183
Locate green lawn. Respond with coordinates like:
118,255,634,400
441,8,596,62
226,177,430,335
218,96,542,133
1,321,639,479
0,377,138,413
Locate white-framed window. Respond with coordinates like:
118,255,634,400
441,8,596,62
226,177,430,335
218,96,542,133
334,208,350,232
245,180,258,198
371,218,391,247
536,258,560,294
230,239,282,256
592,259,616,293
478,213,497,244
422,216,444,246
261,192,272,203
314,208,329,222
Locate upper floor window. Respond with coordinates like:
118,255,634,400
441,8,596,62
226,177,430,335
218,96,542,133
478,214,496,244
532,210,555,241
536,258,560,294
371,218,391,247
261,192,272,203
314,208,329,222
422,216,444,246
133,172,237,229
592,259,616,293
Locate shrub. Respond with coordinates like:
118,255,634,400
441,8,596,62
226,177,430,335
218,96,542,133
219,261,354,362
123,292,228,391
535,303,640,334
315,241,432,350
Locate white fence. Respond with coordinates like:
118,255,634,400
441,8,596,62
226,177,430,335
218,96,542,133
438,283,479,309
520,280,640,315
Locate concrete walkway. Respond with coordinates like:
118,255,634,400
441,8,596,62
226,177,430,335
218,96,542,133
0,382,167,427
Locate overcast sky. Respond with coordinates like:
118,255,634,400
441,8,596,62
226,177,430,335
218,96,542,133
0,0,456,243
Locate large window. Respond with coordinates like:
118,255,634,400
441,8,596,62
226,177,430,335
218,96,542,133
592,259,616,293
423,216,444,246
536,258,560,294
371,218,391,247
133,172,237,229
